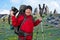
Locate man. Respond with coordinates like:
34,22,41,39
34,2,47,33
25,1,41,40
10,5,42,40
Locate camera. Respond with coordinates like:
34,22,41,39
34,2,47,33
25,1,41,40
11,7,18,15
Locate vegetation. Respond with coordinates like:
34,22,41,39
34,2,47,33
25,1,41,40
0,14,60,40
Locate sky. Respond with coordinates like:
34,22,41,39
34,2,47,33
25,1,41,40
0,0,60,14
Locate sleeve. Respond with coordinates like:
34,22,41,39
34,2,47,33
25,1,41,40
11,15,24,27
34,19,41,26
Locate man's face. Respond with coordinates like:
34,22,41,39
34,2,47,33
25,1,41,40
25,9,32,16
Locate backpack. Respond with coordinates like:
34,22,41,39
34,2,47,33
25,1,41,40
14,15,27,35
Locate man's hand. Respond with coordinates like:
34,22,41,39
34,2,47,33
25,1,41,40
39,17,42,21
10,10,14,16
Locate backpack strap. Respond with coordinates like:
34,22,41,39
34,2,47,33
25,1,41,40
20,15,26,29
14,14,27,35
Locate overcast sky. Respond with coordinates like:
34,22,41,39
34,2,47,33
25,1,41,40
0,0,60,14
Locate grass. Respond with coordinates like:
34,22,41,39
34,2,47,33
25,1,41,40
0,14,60,40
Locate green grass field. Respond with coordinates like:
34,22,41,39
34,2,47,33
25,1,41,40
0,14,60,40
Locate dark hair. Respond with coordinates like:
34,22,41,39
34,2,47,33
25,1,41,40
25,5,32,11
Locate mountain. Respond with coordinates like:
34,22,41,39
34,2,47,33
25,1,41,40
0,14,8,18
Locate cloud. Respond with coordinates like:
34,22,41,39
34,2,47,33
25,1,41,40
22,0,41,12
22,0,60,13
2,0,60,13
50,1,59,8
0,10,10,14
10,0,21,4
44,1,60,13
23,0,40,7
39,1,60,13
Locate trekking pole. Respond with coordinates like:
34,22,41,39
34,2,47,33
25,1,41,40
35,4,43,40
39,4,44,40
35,25,40,40
34,4,41,40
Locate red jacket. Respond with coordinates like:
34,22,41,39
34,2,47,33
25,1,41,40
12,14,41,33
